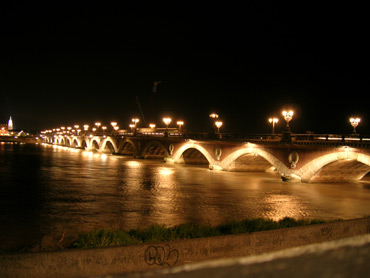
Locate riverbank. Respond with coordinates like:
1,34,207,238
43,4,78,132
1,217,369,278
72,217,326,249
4,217,326,253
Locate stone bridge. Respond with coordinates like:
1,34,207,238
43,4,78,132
43,133,370,183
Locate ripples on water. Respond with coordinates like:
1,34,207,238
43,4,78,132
1,142,370,250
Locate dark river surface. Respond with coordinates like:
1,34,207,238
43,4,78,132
1,142,370,251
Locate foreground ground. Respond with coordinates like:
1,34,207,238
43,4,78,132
117,234,370,278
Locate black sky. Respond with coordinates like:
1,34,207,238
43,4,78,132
1,2,369,134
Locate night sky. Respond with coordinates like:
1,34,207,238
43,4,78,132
1,2,369,134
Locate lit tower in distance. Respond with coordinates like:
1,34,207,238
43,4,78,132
8,117,13,130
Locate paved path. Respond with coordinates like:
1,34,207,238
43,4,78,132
116,234,370,278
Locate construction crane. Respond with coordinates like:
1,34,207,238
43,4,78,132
135,81,161,127
152,81,161,94
148,81,161,124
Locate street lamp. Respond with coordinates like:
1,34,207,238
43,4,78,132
176,120,184,130
350,117,361,134
163,117,172,137
131,118,140,135
268,118,279,134
215,121,223,133
282,110,294,128
83,124,89,131
129,123,135,133
95,122,101,129
149,123,156,129
111,122,117,129
163,117,172,129
209,113,219,119
132,118,140,127
281,110,293,143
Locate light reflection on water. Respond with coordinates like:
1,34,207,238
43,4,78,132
1,143,370,250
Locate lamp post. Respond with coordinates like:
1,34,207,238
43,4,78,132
132,118,139,127
163,117,171,129
350,117,361,134
268,118,279,134
176,121,184,130
95,122,101,133
282,110,294,128
209,113,220,134
111,122,118,134
209,113,219,119
282,110,294,143
215,121,223,133
129,124,135,133
111,122,117,129
131,118,140,136
163,117,171,137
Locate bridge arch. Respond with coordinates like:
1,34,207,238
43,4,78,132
118,139,137,155
80,139,88,149
299,151,370,183
60,137,66,145
72,138,80,148
100,137,118,153
220,145,289,174
89,138,100,151
171,142,216,167
141,140,169,159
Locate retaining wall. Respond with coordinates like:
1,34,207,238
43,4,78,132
1,217,370,278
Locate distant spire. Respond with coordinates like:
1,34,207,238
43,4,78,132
8,116,13,130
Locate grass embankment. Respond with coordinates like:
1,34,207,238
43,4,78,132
73,217,326,249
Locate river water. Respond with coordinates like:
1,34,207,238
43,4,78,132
1,142,370,251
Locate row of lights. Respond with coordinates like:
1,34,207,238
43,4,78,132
129,117,185,131
43,117,187,136
42,111,362,136
269,110,362,134
41,122,120,135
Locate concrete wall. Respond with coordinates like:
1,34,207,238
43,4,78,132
1,217,370,278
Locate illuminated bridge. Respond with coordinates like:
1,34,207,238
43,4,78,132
42,130,370,183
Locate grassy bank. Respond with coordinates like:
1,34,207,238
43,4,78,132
73,217,326,249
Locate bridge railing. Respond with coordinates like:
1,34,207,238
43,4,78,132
45,130,370,147
293,134,370,147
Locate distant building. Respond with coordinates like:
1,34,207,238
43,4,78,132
0,124,8,135
8,117,13,130
0,116,13,135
